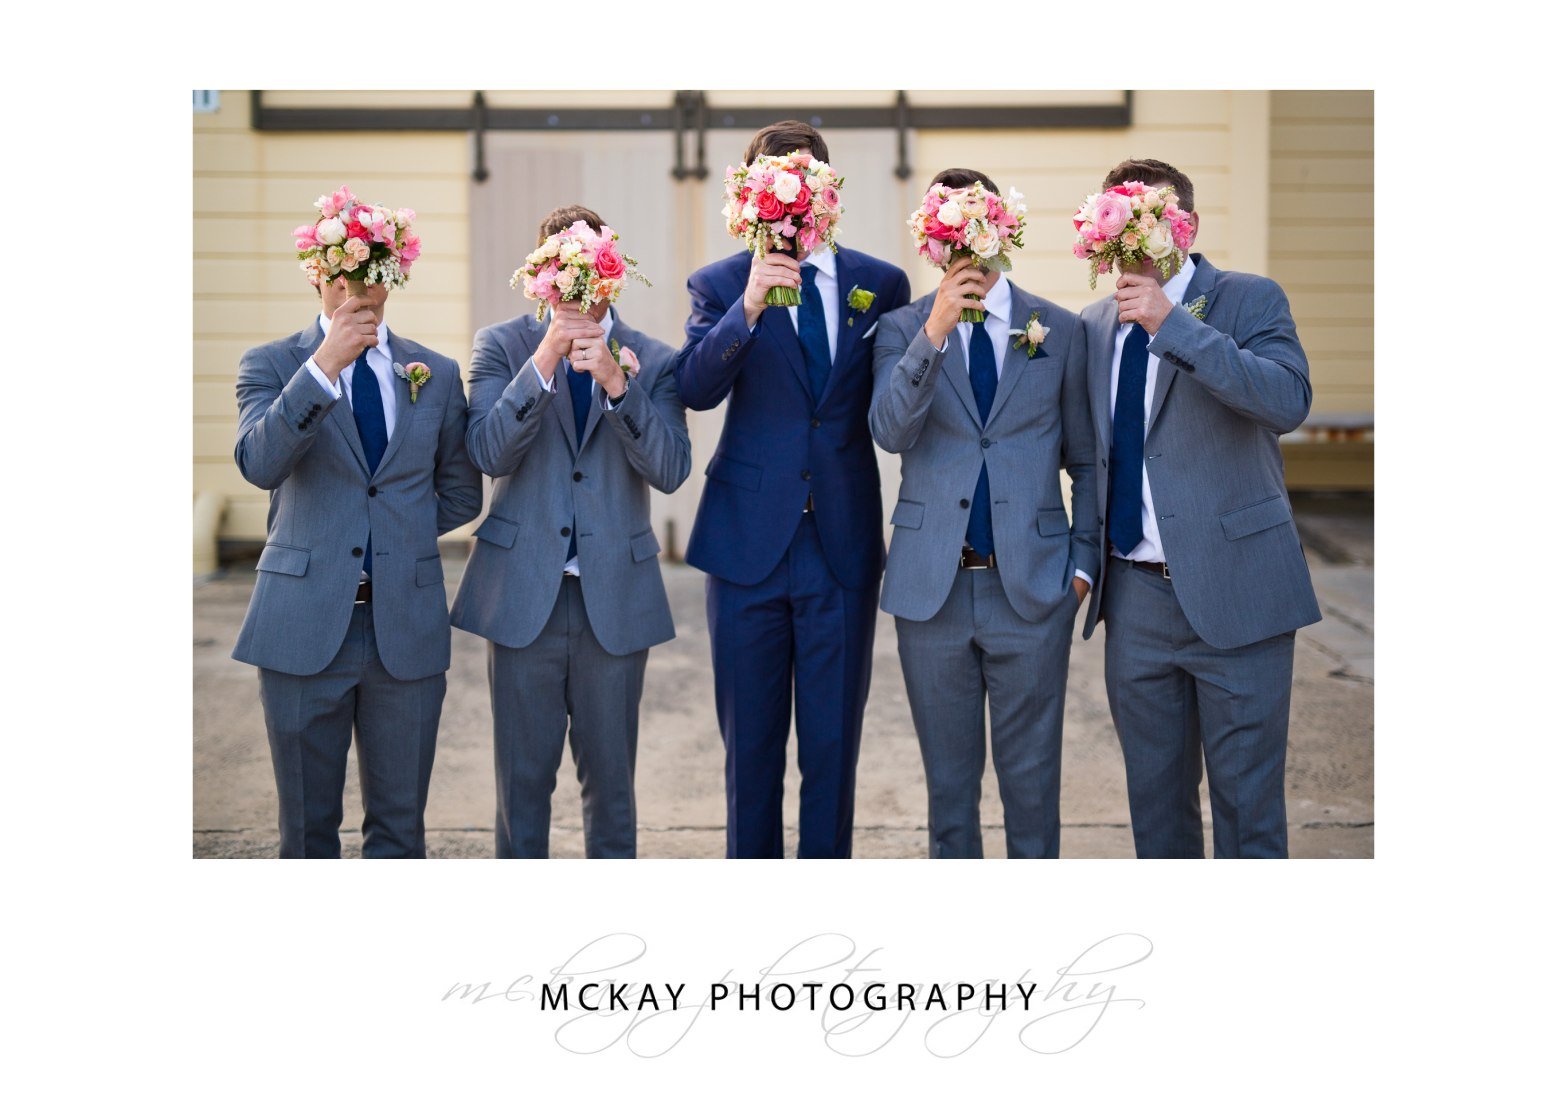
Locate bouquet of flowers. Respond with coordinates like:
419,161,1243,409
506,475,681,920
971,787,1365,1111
907,183,1027,322
510,220,649,321
721,150,845,306
293,186,421,289
1071,181,1195,288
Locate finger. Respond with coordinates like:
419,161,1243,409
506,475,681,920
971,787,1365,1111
334,296,366,318
1116,273,1151,289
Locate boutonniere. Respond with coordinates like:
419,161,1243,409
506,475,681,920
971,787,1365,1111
394,361,431,402
1183,295,1208,321
609,339,640,378
846,285,876,327
1008,312,1050,358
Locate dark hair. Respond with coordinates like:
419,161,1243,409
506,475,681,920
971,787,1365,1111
743,120,829,165
929,167,999,194
538,204,604,245
1102,158,1195,213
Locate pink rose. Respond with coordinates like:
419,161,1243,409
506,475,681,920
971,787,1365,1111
785,185,812,216
594,240,627,280
755,191,785,222
820,184,840,211
399,234,422,268
616,345,640,376
1093,193,1134,239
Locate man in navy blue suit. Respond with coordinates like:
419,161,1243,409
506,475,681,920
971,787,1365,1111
676,120,911,858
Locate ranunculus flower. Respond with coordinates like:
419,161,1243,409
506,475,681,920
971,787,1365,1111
820,185,840,211
1093,194,1133,239
755,192,785,222
961,194,988,220
772,171,802,204
594,240,627,279
970,227,1001,259
316,217,346,245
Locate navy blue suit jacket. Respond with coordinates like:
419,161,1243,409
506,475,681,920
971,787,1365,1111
675,248,911,589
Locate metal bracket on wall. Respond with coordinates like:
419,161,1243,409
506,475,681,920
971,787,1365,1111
249,90,1133,183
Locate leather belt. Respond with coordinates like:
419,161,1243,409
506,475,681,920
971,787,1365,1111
959,545,997,570
1115,556,1170,580
354,581,373,604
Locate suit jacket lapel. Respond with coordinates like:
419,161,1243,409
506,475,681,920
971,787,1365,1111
1086,299,1118,448
817,252,859,408
578,318,615,453
296,318,371,477
760,303,812,400
372,331,416,479
941,319,985,431
1147,253,1217,433
984,287,1037,428
552,355,580,457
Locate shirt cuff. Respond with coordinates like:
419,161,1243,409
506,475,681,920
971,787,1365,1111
529,357,557,393
305,358,343,399
1074,568,1094,589
602,389,627,411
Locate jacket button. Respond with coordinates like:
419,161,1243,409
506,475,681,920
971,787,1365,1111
960,498,970,509
515,409,526,421
560,527,571,537
573,471,583,482
811,418,821,429
981,438,992,448
368,486,378,497
800,469,812,481
1101,459,1108,467
298,422,308,430
351,547,363,557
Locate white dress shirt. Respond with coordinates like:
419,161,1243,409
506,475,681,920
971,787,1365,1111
305,315,398,438
525,307,620,578
1108,257,1198,565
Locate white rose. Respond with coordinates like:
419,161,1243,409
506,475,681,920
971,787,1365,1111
1144,224,1174,259
937,199,964,228
316,217,346,245
772,172,802,204
1027,320,1048,344
742,201,759,222
970,227,1001,259
559,240,582,263
805,175,823,192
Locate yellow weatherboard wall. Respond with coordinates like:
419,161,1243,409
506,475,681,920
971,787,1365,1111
194,89,1372,564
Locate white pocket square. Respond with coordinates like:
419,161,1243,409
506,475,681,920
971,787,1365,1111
861,321,878,340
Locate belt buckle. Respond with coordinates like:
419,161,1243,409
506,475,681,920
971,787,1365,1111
1159,562,1170,581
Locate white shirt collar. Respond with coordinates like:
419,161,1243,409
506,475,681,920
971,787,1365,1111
319,312,390,356
802,246,837,279
981,273,1012,322
1162,251,1198,306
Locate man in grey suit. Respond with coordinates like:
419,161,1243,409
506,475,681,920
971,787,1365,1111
1083,158,1321,859
232,238,483,858
870,169,1099,859
452,205,691,859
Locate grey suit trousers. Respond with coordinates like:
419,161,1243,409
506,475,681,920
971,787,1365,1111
895,568,1078,858
258,604,445,858
489,576,647,858
1102,560,1295,859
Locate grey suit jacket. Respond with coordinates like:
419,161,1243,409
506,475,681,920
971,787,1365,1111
450,312,691,656
231,319,483,680
1082,253,1322,649
870,284,1099,623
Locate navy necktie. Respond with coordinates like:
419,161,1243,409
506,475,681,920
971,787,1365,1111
797,263,832,403
566,358,593,561
965,315,998,557
350,348,388,575
1108,324,1151,556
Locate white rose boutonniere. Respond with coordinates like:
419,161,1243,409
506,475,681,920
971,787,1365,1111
1008,312,1050,358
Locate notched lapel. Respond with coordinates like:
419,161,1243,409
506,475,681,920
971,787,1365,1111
296,318,371,477
1086,299,1118,446
372,331,418,480
985,293,1041,427
1147,255,1218,433
760,304,811,399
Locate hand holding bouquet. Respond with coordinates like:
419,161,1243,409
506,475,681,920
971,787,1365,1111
908,183,1027,322
722,150,845,307
511,221,650,321
1071,181,1195,288
294,185,421,289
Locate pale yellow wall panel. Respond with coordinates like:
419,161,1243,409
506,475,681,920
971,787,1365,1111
193,132,262,173
1295,324,1373,355
193,92,252,132
1270,122,1375,155
1267,188,1373,220
194,215,467,255
1129,90,1235,126
195,419,236,461
1270,90,1373,121
1269,255,1373,290
194,381,238,419
262,90,478,109
1270,224,1373,255
222,500,270,541
249,134,470,177
1270,156,1373,188
195,255,469,298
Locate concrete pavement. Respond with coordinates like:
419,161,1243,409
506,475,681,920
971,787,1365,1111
193,495,1373,858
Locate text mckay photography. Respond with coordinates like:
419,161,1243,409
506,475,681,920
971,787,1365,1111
441,931,1151,1057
